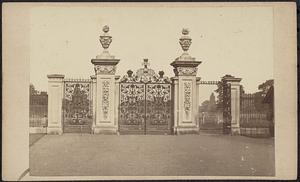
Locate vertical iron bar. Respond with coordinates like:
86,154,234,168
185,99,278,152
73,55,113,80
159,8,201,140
119,83,121,134
144,83,147,135
62,81,65,133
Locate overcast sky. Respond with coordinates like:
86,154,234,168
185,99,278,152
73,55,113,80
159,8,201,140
29,4,273,104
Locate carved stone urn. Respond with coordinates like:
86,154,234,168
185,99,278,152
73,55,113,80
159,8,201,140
91,25,120,72
94,25,117,60
171,28,201,76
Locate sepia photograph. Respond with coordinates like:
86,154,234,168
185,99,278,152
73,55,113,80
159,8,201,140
2,2,297,181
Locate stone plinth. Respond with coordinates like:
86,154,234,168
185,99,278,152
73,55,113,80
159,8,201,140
91,59,120,134
222,75,242,135
47,74,64,134
171,60,201,134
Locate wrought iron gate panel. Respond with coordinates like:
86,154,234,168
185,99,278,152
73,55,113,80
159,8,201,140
63,79,93,133
118,60,172,134
145,83,172,134
119,83,146,134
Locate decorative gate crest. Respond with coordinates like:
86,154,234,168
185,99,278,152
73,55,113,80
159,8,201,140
120,60,171,84
119,59,172,134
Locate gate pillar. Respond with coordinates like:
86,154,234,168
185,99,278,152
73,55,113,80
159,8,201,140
90,75,97,133
222,75,242,135
171,28,201,134
91,25,120,134
46,74,65,134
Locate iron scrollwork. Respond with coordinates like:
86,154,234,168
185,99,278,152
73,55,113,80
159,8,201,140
146,84,171,126
118,60,172,134
119,83,145,126
63,81,92,127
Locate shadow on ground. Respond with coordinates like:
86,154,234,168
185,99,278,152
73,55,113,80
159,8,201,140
29,133,46,147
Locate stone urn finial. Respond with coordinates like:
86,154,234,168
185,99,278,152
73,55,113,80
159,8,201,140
103,25,109,33
179,28,192,52
99,25,112,50
158,71,164,78
127,70,133,77
142,59,149,68
96,25,115,59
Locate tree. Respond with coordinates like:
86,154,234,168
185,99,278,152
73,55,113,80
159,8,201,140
215,82,223,110
253,91,266,111
258,79,274,97
30,83,38,95
199,100,210,112
252,79,274,111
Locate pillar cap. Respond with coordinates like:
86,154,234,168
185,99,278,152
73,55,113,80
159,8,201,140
47,74,65,79
221,74,242,82
170,60,202,68
91,59,120,66
90,75,96,79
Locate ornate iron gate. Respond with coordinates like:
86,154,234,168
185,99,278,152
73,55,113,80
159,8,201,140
62,79,93,133
119,62,172,134
198,81,223,134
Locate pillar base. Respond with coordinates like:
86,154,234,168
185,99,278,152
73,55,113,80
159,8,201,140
175,126,199,135
47,126,63,135
30,127,47,134
93,126,118,134
231,127,241,135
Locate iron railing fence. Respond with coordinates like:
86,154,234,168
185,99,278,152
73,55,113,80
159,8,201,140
240,92,272,137
240,93,270,128
29,94,48,127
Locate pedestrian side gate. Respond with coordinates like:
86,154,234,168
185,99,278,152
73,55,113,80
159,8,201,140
62,79,93,133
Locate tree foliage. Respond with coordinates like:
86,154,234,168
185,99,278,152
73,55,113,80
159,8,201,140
30,83,38,95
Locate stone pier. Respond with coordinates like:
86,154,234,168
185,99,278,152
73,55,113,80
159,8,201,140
222,75,242,135
46,74,65,134
171,28,201,134
91,25,120,134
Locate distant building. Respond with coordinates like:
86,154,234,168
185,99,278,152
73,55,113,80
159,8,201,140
199,93,217,112
198,92,223,125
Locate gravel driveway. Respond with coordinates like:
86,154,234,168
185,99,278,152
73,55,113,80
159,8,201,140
29,133,275,176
